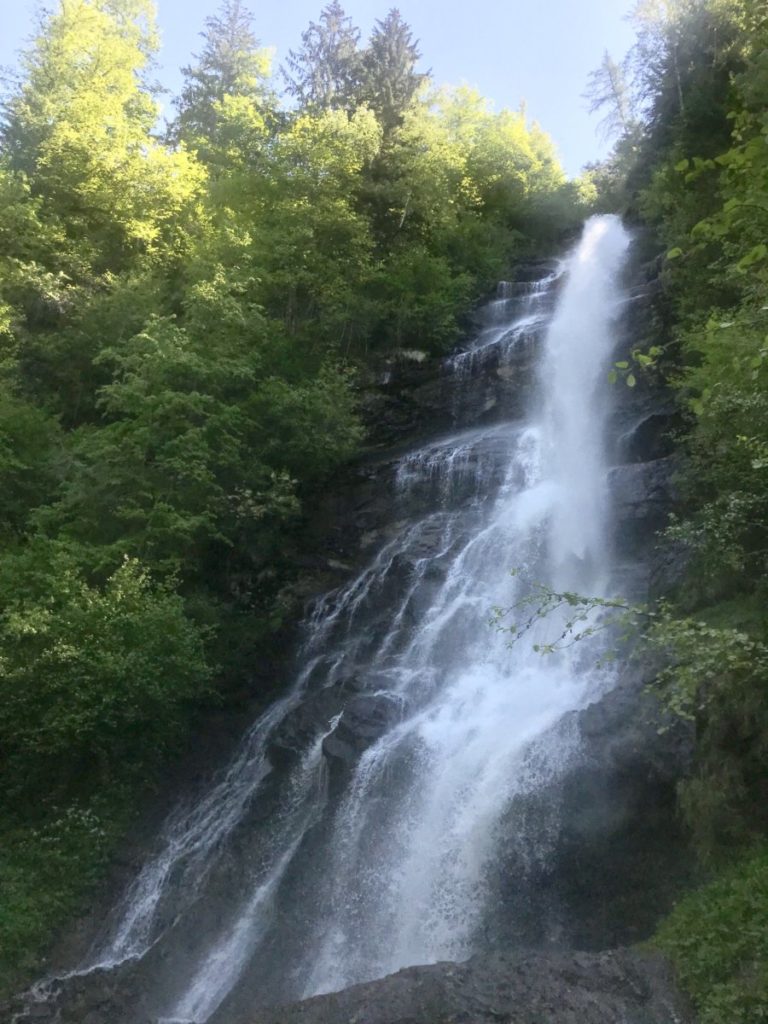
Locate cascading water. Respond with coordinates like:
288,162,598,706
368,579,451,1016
23,215,633,1024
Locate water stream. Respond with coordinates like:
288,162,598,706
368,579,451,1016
24,215,633,1024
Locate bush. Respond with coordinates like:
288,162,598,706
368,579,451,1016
654,848,768,1024
0,554,213,802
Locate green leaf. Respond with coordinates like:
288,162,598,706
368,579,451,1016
737,243,768,270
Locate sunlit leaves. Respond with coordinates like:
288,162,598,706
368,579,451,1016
2,0,205,276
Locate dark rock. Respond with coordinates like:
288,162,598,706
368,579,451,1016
617,409,681,463
267,680,362,768
648,536,691,598
483,671,694,953
575,674,691,785
514,259,561,282
268,685,404,776
250,948,695,1024
14,964,154,1024
322,692,404,770
610,457,678,552
19,1003,54,1020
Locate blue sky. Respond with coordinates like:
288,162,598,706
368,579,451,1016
0,0,638,176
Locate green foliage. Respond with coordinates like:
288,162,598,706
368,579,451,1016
492,574,637,656
0,799,130,995
367,248,472,350
653,848,768,1024
46,315,260,573
646,605,768,859
1,0,204,277
245,365,363,482
359,9,429,131
0,554,212,799
626,6,768,604
0,388,59,538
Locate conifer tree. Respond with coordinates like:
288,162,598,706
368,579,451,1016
170,0,272,156
360,8,429,129
282,2,362,111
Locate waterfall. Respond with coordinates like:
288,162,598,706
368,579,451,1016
543,217,633,590
23,216,633,1024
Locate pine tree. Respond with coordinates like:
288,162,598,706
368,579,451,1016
170,0,272,155
360,8,429,129
281,2,362,111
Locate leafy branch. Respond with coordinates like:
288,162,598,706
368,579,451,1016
491,569,644,657
608,345,667,388
495,571,768,740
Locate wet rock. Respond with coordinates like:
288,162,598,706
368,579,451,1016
618,410,681,463
496,364,518,380
606,383,680,466
486,672,694,953
514,259,562,282
15,964,154,1024
17,1002,54,1020
267,681,361,768
249,947,695,1024
610,457,678,551
322,692,404,770
358,355,454,448
326,558,352,573
649,536,691,598
576,673,692,783
268,685,405,776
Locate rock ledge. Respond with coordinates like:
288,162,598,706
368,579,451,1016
249,948,694,1024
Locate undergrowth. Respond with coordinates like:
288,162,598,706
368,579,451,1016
653,847,768,1024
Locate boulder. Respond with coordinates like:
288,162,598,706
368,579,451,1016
618,410,680,463
250,947,695,1024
